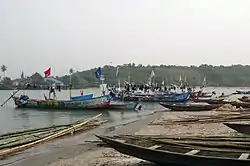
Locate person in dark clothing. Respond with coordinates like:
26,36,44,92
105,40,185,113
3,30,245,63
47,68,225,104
49,84,56,99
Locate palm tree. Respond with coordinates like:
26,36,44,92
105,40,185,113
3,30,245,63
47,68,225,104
1,65,7,78
69,68,74,75
69,68,74,100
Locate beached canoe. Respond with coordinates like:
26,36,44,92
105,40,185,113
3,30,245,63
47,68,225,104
231,101,250,108
159,103,223,111
71,94,93,101
191,98,229,104
96,135,250,166
224,122,250,135
12,95,112,110
238,96,250,103
235,90,250,94
107,101,143,111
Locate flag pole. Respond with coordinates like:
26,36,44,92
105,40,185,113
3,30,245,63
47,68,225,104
100,77,105,96
21,71,25,95
69,73,72,100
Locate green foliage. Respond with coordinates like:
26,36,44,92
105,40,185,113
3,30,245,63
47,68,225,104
2,64,250,90
29,72,44,84
1,65,7,77
59,64,250,87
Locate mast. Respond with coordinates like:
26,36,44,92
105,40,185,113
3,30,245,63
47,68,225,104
179,73,182,87
116,67,120,91
69,68,74,100
202,76,207,87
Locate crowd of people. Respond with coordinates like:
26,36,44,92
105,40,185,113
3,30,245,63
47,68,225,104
122,82,194,94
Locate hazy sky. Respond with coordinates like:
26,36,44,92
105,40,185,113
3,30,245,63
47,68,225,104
1,0,250,78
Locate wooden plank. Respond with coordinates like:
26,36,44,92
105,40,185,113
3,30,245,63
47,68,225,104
148,145,162,150
185,149,200,155
238,153,249,160
114,139,126,143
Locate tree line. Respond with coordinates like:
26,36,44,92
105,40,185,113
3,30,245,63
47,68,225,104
1,63,250,90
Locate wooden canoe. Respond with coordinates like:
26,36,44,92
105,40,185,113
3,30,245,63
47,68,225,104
236,90,250,94
12,95,112,110
123,92,190,103
159,103,223,111
238,97,250,103
71,93,94,101
191,98,229,104
224,122,250,135
107,101,142,111
96,135,250,166
231,101,250,108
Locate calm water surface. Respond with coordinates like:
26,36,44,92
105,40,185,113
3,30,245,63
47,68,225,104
0,88,162,134
0,87,248,134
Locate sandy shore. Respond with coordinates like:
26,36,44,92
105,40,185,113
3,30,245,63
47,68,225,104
2,109,244,166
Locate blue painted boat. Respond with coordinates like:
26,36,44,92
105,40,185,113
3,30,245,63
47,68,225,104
124,92,190,102
71,94,93,101
235,90,250,94
12,95,112,110
107,101,143,111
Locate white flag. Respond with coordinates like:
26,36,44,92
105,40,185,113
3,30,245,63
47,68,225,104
116,67,119,77
150,70,155,78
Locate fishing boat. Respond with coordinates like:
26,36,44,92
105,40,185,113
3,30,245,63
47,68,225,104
159,103,222,111
123,92,190,102
96,135,250,166
235,90,250,94
107,101,143,111
238,96,250,103
191,98,229,104
12,95,112,110
231,101,250,108
71,93,93,101
223,122,250,135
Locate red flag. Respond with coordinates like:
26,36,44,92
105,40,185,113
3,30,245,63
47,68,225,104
44,67,51,78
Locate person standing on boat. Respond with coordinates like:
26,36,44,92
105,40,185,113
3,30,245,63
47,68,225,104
80,90,83,96
49,84,56,99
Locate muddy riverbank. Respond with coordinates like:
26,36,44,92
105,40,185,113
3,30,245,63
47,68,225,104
2,109,244,166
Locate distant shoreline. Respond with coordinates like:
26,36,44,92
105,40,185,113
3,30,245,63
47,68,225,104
1,85,250,91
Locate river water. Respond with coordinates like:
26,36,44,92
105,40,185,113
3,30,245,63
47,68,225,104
0,88,163,134
0,87,248,134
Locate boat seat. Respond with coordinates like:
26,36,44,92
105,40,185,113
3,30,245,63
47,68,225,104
148,145,162,150
185,149,200,155
238,153,249,160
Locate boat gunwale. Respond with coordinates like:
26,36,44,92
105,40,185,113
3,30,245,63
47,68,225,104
13,94,111,102
96,135,250,163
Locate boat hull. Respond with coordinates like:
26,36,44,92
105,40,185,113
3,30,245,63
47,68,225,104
238,98,250,103
159,103,223,111
223,122,250,135
236,90,250,94
97,135,250,166
71,94,93,101
231,101,250,108
13,95,112,110
124,92,190,102
191,98,229,104
106,101,142,111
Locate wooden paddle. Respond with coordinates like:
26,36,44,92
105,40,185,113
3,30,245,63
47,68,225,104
0,113,103,157
0,89,19,107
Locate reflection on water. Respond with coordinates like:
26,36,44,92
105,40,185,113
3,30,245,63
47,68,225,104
0,87,249,133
